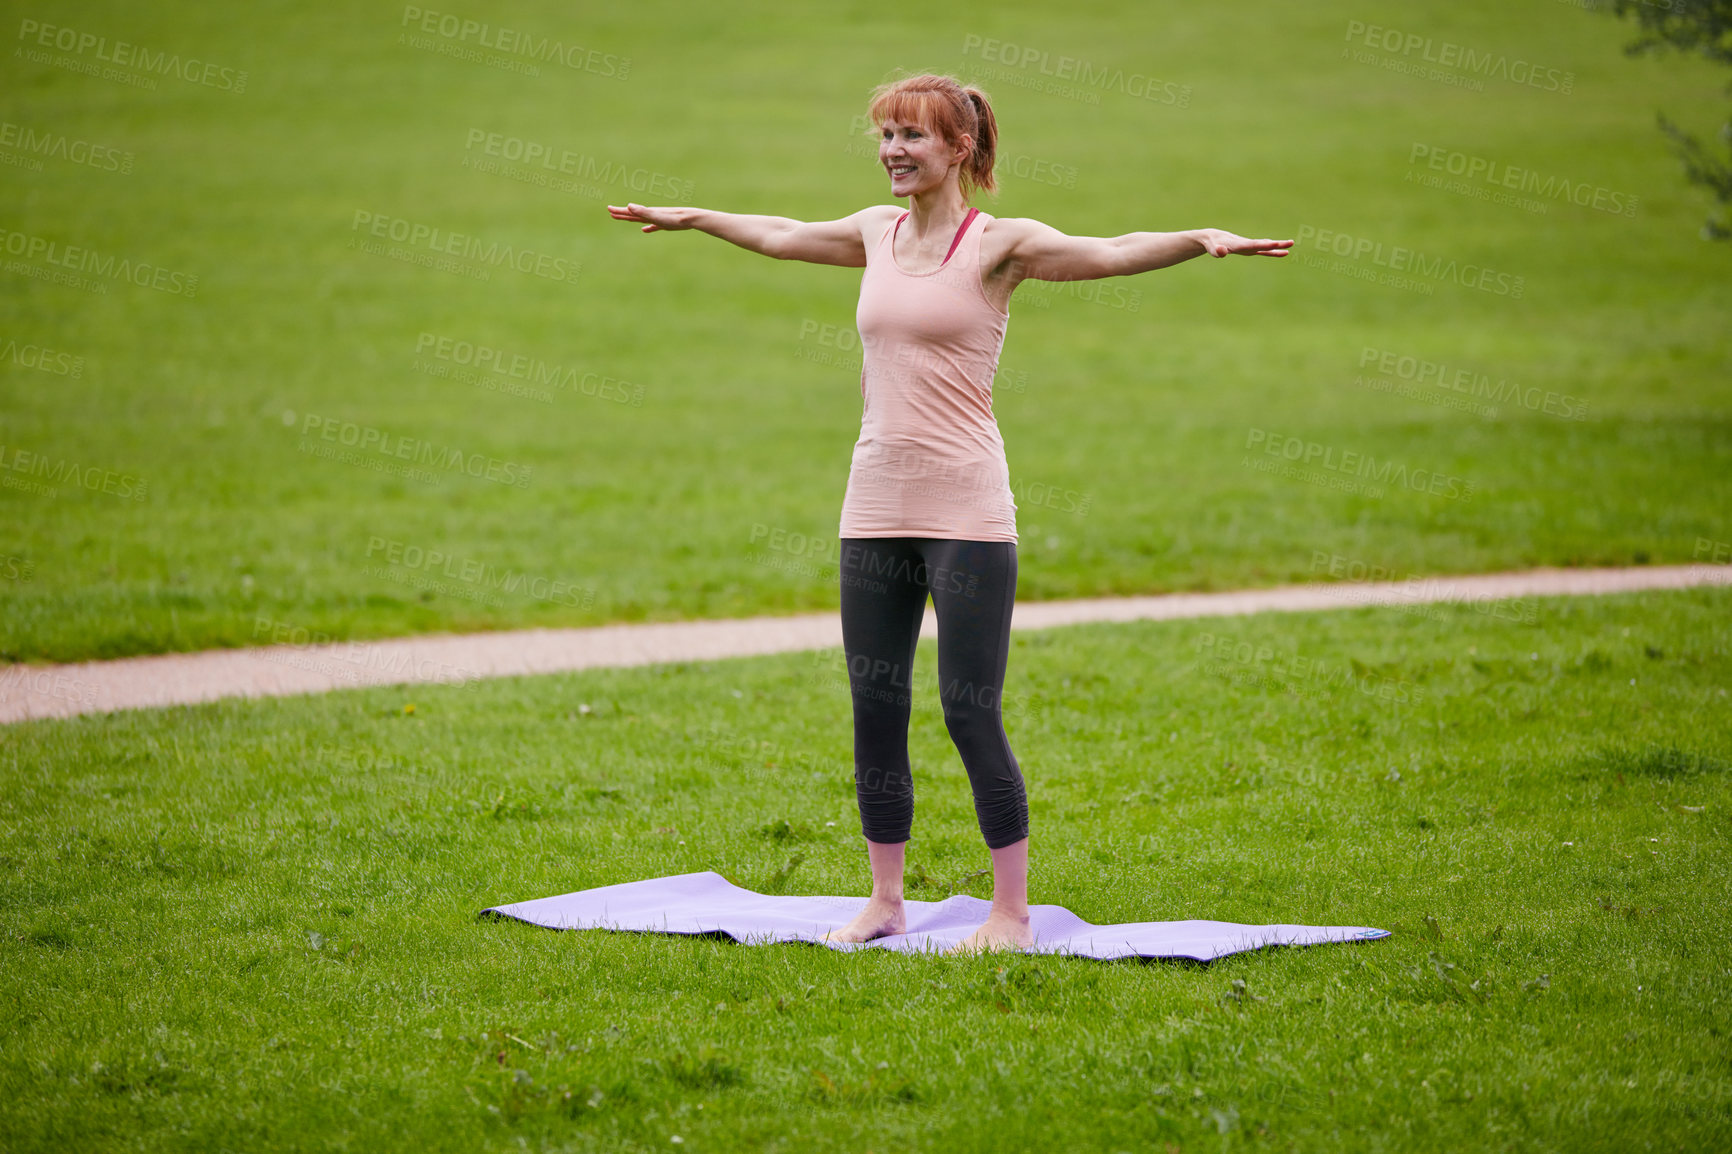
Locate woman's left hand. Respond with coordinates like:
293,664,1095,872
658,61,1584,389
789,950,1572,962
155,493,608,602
1197,230,1294,258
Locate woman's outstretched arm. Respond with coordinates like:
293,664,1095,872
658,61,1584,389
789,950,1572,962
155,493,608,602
993,217,1293,285
606,202,897,268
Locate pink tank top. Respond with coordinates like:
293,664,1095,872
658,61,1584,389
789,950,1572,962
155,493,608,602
839,207,1016,542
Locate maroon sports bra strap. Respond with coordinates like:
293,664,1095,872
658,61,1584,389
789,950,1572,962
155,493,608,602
943,207,979,265
890,209,978,265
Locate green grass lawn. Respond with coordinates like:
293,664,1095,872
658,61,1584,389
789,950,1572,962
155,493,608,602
2,586,1728,1151
2,0,1729,664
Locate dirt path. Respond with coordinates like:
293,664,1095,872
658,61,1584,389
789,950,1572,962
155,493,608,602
3,564,1725,725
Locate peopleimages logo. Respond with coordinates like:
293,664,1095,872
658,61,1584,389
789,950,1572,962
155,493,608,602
1,336,83,377
364,536,592,608
1295,225,1524,298
1342,20,1573,94
0,121,133,173
0,225,198,297
293,411,533,489
251,617,481,689
1244,428,1474,501
462,130,692,199
1357,346,1587,421
960,34,1192,106
1309,551,1539,625
1407,144,1637,218
349,211,581,285
399,6,629,77
16,18,248,92
413,332,644,406
1195,632,1427,707
0,443,148,501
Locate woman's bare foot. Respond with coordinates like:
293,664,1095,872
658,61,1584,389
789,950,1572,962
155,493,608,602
821,896,906,943
945,911,1034,955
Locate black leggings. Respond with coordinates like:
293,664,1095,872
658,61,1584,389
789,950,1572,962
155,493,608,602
838,536,1029,850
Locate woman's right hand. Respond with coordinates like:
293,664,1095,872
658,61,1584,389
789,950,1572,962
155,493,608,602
603,205,870,266
607,203,696,233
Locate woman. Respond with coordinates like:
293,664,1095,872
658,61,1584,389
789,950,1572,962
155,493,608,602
609,73,1290,955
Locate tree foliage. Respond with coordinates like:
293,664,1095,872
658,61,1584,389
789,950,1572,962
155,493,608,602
1606,0,1732,239
1612,0,1732,65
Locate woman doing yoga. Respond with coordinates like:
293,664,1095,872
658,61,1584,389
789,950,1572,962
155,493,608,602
608,73,1290,954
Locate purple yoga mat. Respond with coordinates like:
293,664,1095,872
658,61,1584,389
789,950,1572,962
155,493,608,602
481,870,1391,961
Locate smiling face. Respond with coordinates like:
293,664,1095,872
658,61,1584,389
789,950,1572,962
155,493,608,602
877,116,970,198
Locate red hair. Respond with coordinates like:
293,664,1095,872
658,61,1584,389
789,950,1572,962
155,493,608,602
866,73,998,200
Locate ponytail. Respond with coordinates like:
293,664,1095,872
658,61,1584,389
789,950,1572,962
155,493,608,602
961,87,998,198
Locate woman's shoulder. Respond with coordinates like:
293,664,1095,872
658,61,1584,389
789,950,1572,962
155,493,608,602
977,214,1046,268
855,204,907,225
978,212,1042,233
852,204,906,243
978,214,1051,245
